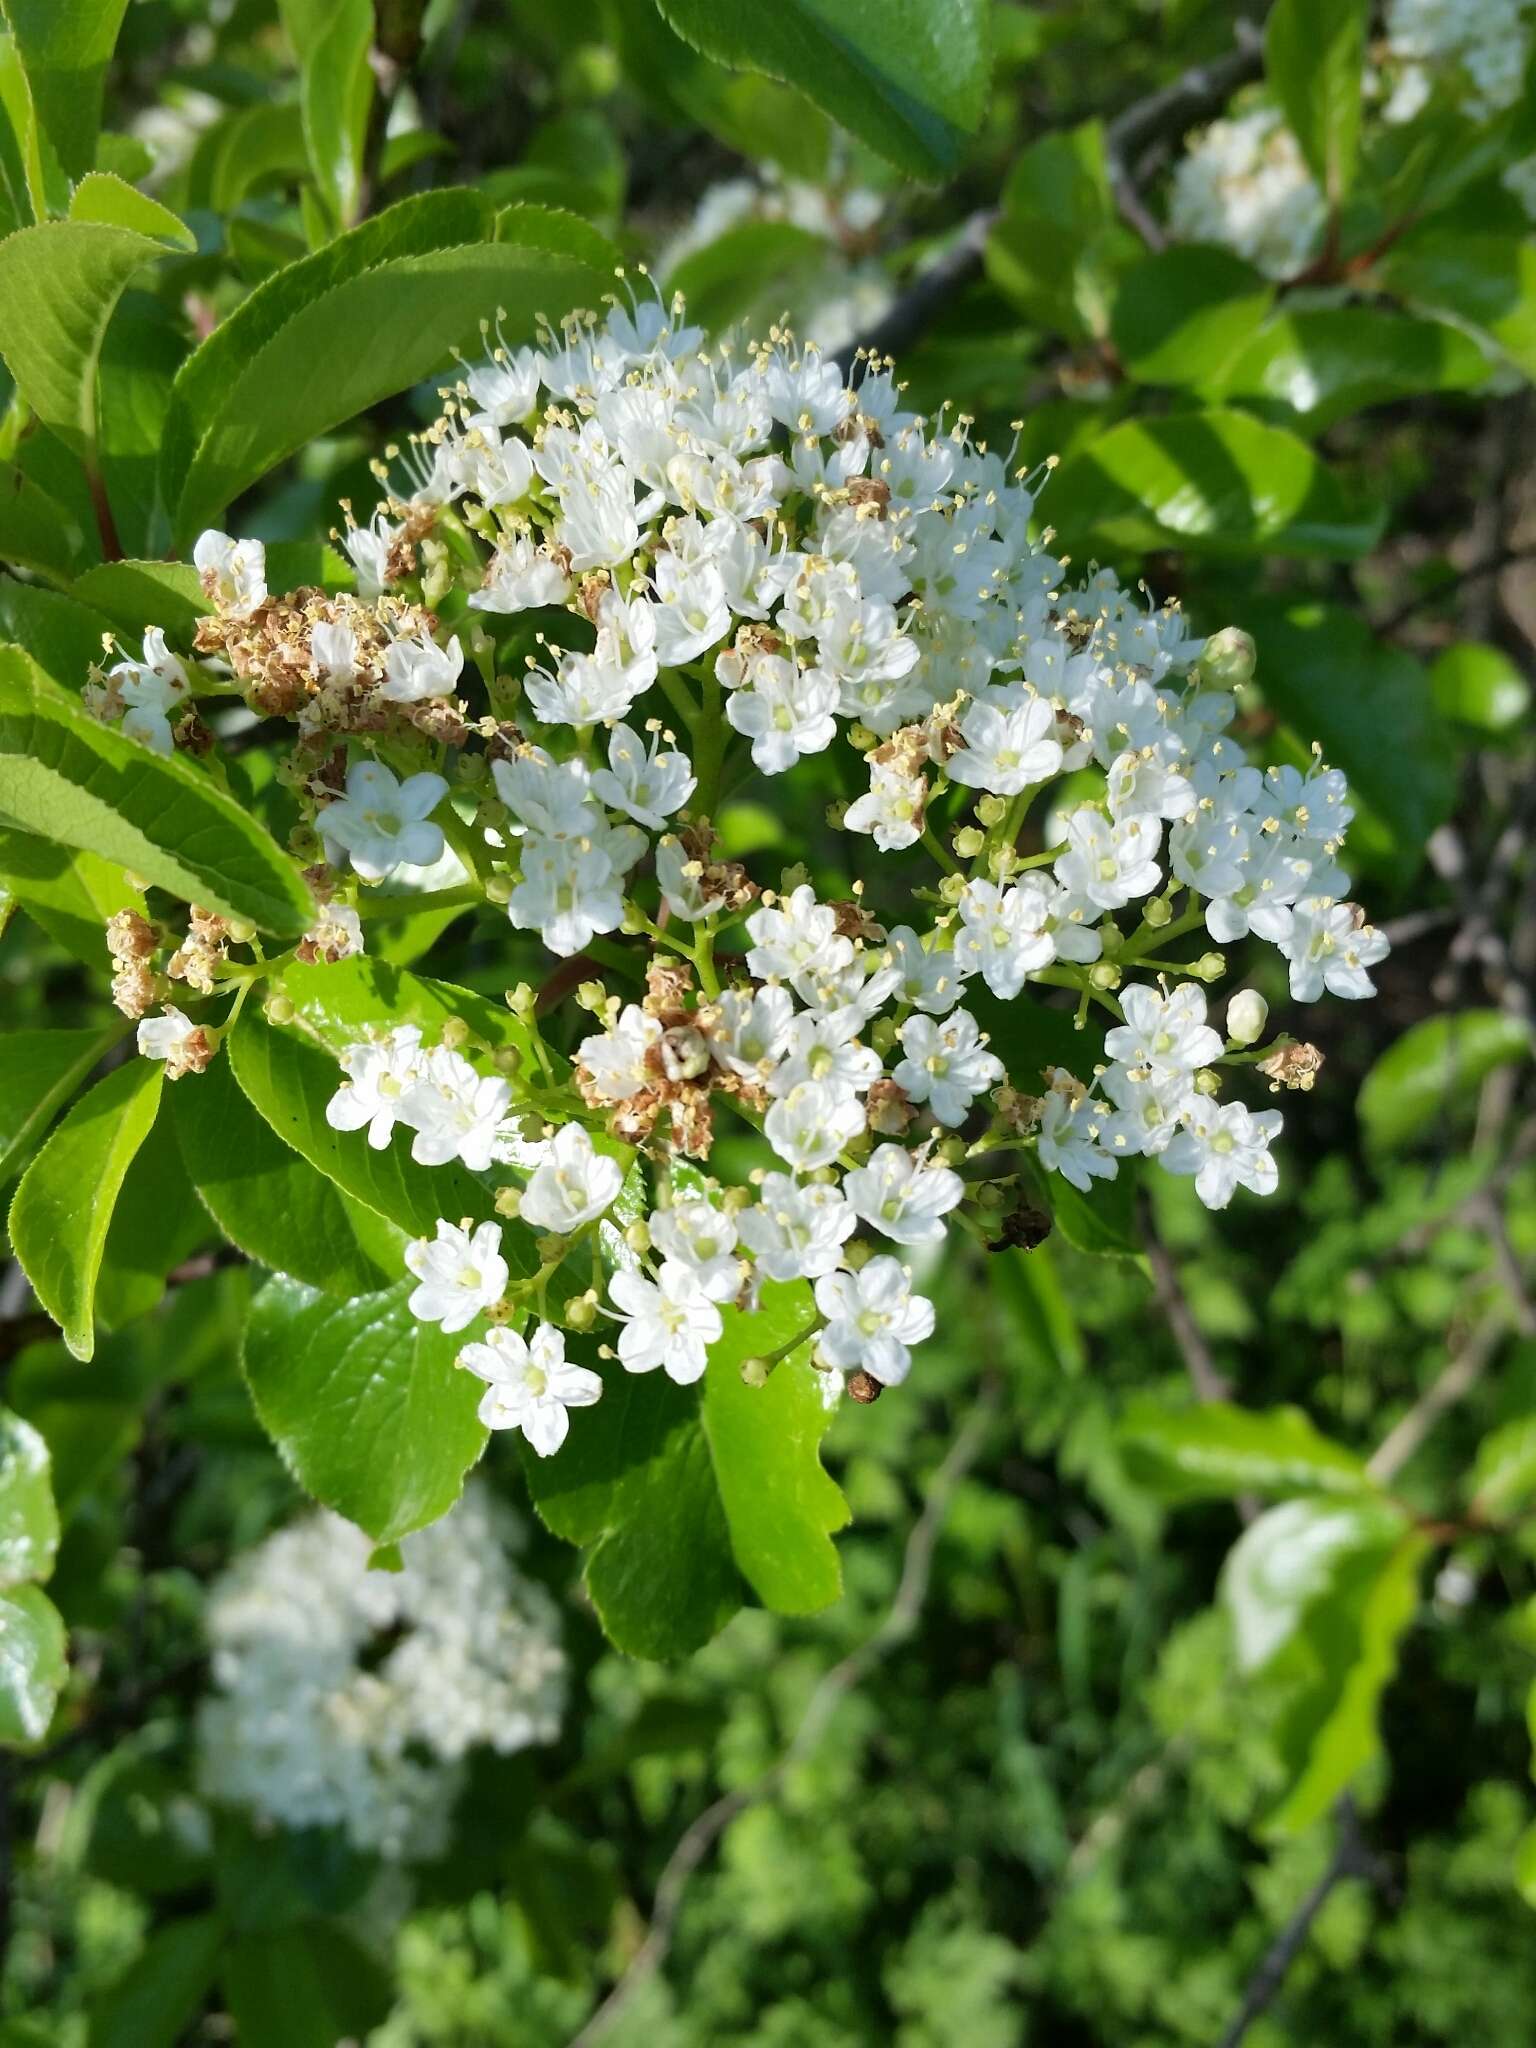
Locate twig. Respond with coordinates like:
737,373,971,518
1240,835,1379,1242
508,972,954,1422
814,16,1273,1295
1377,546,1536,636
1366,1311,1509,1485
1215,1797,1375,2048
566,1384,1001,2048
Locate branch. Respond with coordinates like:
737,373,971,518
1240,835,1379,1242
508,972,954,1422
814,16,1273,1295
566,1384,1001,2048
1215,1797,1377,2048
1366,1310,1508,1485
837,19,1267,373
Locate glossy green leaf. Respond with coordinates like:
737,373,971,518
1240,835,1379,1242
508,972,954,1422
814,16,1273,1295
0,1584,65,1746
221,1923,391,2048
1111,246,1273,386
1264,0,1366,202
243,1274,487,1545
0,216,173,464
68,559,206,638
8,1055,161,1360
226,1012,495,1243
94,290,186,560
67,170,194,250
0,576,117,688
162,191,618,543
1378,230,1536,380
0,822,144,963
278,0,374,229
0,648,313,935
1121,1400,1371,1504
87,1913,227,2048
1048,410,1382,559
0,0,129,182
987,123,1135,342
1431,641,1531,736
279,953,533,1062
1470,1417,1536,1520
1359,1010,1532,1153
172,1051,403,1297
92,1104,210,1331
0,1407,57,1588
652,0,990,180
0,1022,124,1185
1246,599,1456,850
1211,306,1490,429
0,463,85,583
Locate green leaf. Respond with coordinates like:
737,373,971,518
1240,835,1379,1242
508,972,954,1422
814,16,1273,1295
0,575,117,687
1515,1816,1536,1909
525,1283,847,1657
220,1924,391,2048
1377,230,1536,380
0,463,85,583
68,559,205,638
278,0,375,230
67,170,194,250
1358,1010,1532,1153
172,1051,403,1296
1027,1153,1140,1258
1431,641,1531,736
0,647,314,935
1264,0,1366,203
87,1913,227,2048
226,1012,510,1250
242,1274,486,1545
652,0,990,181
278,953,534,1063
1111,246,1274,387
92,1103,210,1330
987,123,1135,341
94,290,187,560
0,1584,65,1746
1222,1494,1407,1674
1121,1400,1371,1504
0,823,144,963
0,216,174,465
8,1056,161,1360
1047,410,1382,560
1211,307,1490,429
0,0,129,183
1471,1417,1536,1520
162,191,618,543
1246,598,1455,850
664,220,837,339
0,1023,124,1186
0,1407,57,1588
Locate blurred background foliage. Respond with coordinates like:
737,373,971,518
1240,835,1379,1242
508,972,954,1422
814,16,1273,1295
2,0,1536,2043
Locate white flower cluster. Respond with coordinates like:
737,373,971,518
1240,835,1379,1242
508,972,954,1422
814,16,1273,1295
196,1485,565,1861
163,287,1389,1455
1383,0,1535,122
1167,107,1326,280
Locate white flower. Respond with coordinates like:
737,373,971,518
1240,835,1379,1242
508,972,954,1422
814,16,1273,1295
893,1009,1003,1126
519,1125,624,1236
737,1174,856,1282
1279,898,1390,1002
106,628,191,753
1054,809,1162,911
457,1323,602,1454
844,762,926,851
194,529,266,615
508,839,623,959
137,1005,202,1064
649,1198,741,1295
1226,990,1269,1046
302,901,364,962
590,723,695,828
725,656,839,773
491,748,596,840
955,878,1055,999
470,534,574,614
814,1257,934,1386
325,1026,424,1148
947,695,1063,797
319,760,448,882
843,1145,963,1246
404,1220,508,1333
1105,747,1195,823
577,1004,662,1102
702,984,795,1080
1037,1072,1117,1192
881,926,964,1016
1097,1063,1194,1158
1103,983,1223,1082
310,621,356,681
651,553,731,664
763,1080,867,1170
610,1259,733,1383
745,885,853,984
463,345,541,425
381,631,464,704
341,509,399,597
1163,1100,1282,1209
768,1007,882,1098
400,1047,512,1172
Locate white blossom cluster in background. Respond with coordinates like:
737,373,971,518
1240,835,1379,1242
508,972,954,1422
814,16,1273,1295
127,285,1390,1456
196,1486,565,1860
1167,106,1327,281
1382,0,1535,122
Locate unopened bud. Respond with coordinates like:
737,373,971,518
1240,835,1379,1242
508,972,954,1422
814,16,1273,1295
843,1240,873,1270
953,826,984,858
1202,626,1257,688
870,1016,898,1055
825,800,848,829
739,1355,771,1388
1089,961,1122,990
1226,989,1269,1046
263,992,295,1025
975,794,1008,828
535,1233,568,1264
1194,1068,1221,1096
1143,894,1173,928
847,723,877,752
494,1185,523,1219
1192,952,1226,983
225,916,256,945
484,873,512,905
564,1293,598,1332
441,1016,470,1050
492,1044,523,1077
625,1219,651,1254
938,872,965,904
576,980,608,1013
455,753,487,785
504,983,536,1018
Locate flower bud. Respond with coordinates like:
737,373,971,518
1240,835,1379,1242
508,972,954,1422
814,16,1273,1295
1143,894,1173,928
504,983,536,1018
564,1293,598,1332
576,980,608,1013
484,873,512,905
739,1355,771,1388
263,992,294,1025
1201,626,1257,688
1194,1068,1221,1096
870,1016,898,1055
847,723,877,752
938,872,965,904
625,1219,651,1254
975,794,1008,828
1226,989,1269,1046
225,916,256,945
1192,952,1226,983
441,1016,470,1050
1089,961,1122,991
492,1045,523,1077
953,826,985,859
455,753,487,785
493,1185,523,1219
